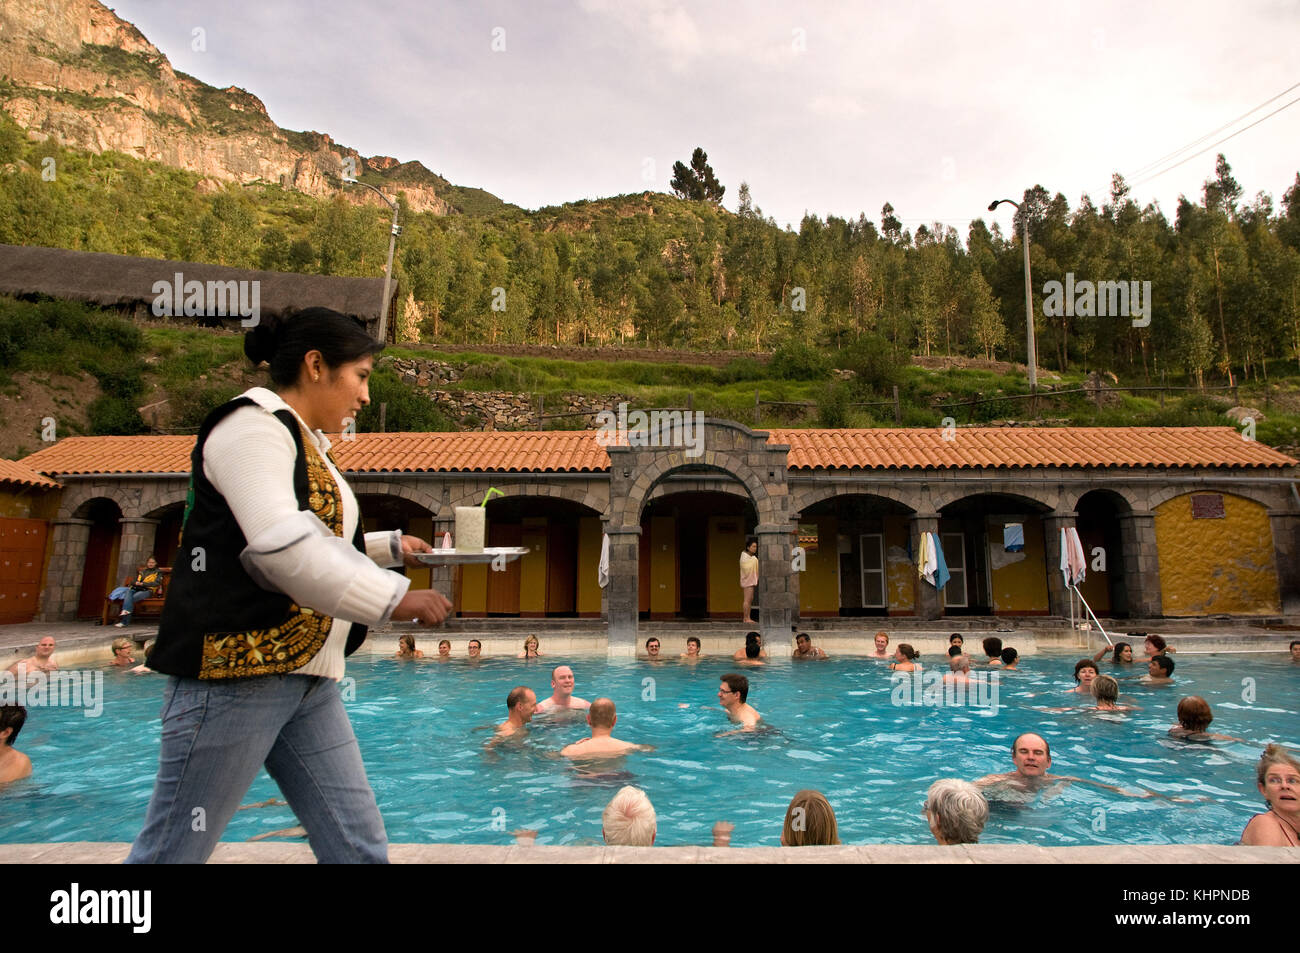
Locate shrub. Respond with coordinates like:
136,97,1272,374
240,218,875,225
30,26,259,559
770,340,831,381
88,395,144,435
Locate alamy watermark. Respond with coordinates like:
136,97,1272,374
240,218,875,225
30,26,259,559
151,272,261,327
890,670,1000,713
1042,273,1150,327
594,403,704,458
1,667,103,717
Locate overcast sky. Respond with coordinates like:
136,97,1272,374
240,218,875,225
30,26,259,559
109,0,1300,234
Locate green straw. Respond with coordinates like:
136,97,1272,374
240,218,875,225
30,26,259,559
481,487,505,507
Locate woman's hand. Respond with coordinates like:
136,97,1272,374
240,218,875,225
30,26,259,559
392,589,453,625
400,535,434,567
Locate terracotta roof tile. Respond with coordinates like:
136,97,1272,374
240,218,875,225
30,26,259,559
16,427,1296,476
766,427,1298,469
0,458,60,489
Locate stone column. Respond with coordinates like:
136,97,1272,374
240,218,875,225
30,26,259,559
909,513,941,620
1117,511,1162,618
37,518,93,621
604,523,641,656
1268,510,1300,613
1041,511,1076,618
756,524,795,640
118,517,160,585
430,517,455,603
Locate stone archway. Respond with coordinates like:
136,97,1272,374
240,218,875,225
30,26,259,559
603,419,793,649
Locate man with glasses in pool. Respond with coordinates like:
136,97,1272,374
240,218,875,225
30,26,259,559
644,637,663,661
468,639,483,659
718,673,760,729
535,665,590,714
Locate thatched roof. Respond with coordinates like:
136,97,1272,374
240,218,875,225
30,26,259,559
0,244,398,329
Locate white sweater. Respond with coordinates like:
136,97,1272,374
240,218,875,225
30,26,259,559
203,387,409,679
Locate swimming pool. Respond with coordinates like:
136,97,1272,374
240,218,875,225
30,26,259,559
2,652,1296,847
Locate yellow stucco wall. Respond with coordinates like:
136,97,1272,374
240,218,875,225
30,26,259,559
1155,492,1280,615
460,561,487,613
798,517,838,613
519,517,548,613
649,515,677,614
708,516,746,614
987,515,1049,613
885,516,914,613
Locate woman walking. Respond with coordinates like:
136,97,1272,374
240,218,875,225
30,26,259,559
128,308,452,864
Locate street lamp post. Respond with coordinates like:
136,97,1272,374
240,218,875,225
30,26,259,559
988,198,1037,397
344,177,401,344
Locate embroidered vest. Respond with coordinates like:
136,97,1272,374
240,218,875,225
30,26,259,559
149,397,367,680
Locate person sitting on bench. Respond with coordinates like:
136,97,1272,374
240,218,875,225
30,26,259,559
108,556,163,627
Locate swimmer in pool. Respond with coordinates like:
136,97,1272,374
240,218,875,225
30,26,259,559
517,635,542,659
468,639,483,659
889,644,921,672
792,633,828,660
1168,696,1243,742
737,639,765,667
560,699,652,758
718,673,761,730
495,686,537,739
1239,745,1300,846
1140,656,1175,685
999,647,1020,670
949,633,964,652
436,639,452,660
534,665,591,714
1093,640,1134,665
733,632,768,661
872,632,890,658
982,637,1003,666
944,653,973,685
110,637,136,667
644,637,663,661
0,705,31,785
1290,640,1300,662
1072,659,1098,694
7,636,57,676
974,732,1174,801
681,636,702,660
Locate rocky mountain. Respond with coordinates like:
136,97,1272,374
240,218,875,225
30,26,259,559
0,0,503,215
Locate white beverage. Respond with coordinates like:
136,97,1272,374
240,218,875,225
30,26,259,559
455,506,485,553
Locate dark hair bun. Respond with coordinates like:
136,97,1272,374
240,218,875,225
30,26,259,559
244,318,281,365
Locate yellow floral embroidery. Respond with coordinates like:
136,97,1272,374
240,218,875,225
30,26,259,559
199,426,346,679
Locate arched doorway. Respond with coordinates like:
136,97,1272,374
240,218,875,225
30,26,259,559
75,498,122,619
938,493,1054,615
796,493,916,616
1075,489,1131,617
639,489,756,620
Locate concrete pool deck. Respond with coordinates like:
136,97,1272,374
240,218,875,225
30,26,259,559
0,843,1294,864
5,617,1300,667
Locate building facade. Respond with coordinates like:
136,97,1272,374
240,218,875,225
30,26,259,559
13,422,1300,647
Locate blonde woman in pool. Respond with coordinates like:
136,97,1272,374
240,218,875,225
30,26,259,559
1240,745,1300,846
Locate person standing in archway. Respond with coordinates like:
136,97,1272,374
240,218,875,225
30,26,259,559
739,537,759,625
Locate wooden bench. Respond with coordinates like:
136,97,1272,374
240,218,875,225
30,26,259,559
102,567,171,626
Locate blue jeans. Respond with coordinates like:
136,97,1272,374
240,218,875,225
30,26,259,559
109,586,151,615
127,674,388,864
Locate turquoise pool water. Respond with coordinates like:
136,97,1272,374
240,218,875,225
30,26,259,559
2,651,1296,847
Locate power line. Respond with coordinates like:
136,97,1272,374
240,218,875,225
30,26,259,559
1129,81,1300,178
1128,93,1300,190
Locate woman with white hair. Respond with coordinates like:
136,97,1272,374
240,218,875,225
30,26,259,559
923,778,989,845
602,785,657,846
